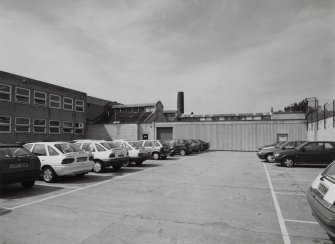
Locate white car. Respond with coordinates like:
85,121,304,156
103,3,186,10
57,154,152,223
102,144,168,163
73,140,129,173
113,140,150,166
23,142,94,183
308,161,335,242
139,140,170,160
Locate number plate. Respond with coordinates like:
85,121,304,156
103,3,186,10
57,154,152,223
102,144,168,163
318,183,329,196
9,163,28,169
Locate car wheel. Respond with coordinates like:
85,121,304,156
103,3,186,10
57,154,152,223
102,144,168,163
153,152,160,160
42,167,56,183
113,165,122,170
282,157,294,167
76,173,86,177
180,149,186,156
265,154,273,163
21,180,35,188
136,161,143,166
93,160,104,173
122,160,131,167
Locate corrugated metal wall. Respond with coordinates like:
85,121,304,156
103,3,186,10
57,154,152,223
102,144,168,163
156,120,307,151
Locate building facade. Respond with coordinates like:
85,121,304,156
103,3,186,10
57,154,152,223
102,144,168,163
0,71,86,143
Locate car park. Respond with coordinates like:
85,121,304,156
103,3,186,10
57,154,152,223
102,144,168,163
139,140,170,160
274,141,335,167
24,142,94,183
0,144,41,188
73,140,129,173
165,139,192,156
257,140,306,162
113,140,150,166
308,161,335,242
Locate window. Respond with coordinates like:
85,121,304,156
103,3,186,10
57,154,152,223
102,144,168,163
325,143,335,151
15,117,30,133
75,99,84,112
49,120,60,134
33,119,46,133
0,83,11,102
32,144,47,156
49,94,61,109
47,146,59,156
15,87,30,104
144,141,153,147
82,143,95,152
33,91,47,106
63,121,73,133
153,141,160,147
23,144,33,151
304,142,324,152
95,144,106,152
74,122,84,134
0,115,11,133
63,97,73,111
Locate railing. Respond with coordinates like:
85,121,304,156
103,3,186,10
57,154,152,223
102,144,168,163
306,97,335,130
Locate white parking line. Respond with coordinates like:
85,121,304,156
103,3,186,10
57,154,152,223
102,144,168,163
284,219,318,225
275,192,306,196
271,179,312,182
268,170,319,175
34,183,80,189
263,163,291,244
1,157,190,211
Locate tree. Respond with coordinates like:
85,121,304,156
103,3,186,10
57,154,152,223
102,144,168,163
284,100,308,112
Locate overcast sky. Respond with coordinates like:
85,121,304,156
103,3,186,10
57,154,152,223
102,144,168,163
0,0,334,114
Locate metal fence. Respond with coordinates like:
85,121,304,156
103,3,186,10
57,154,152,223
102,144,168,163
306,97,335,129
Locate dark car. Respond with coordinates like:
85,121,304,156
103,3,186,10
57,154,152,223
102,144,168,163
0,144,41,188
258,141,285,150
187,140,201,152
165,139,192,156
197,139,210,150
257,140,306,162
307,161,335,242
274,141,335,167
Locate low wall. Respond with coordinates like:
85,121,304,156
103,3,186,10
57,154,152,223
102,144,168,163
307,117,335,141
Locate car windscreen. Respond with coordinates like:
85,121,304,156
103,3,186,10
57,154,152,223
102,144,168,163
101,142,118,149
159,140,168,146
55,143,81,154
322,161,335,180
128,141,141,149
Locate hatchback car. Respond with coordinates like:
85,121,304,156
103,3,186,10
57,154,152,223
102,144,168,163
139,140,170,160
113,140,150,166
73,140,128,173
24,142,94,183
274,141,335,167
165,139,192,156
308,161,335,242
193,139,210,150
0,144,41,188
257,140,306,162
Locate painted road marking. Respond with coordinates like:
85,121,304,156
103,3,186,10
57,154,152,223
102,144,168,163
268,170,320,175
271,179,312,182
275,192,306,196
1,157,190,211
284,219,318,225
263,163,291,244
34,183,80,189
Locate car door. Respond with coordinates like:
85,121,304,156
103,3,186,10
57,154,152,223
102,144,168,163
31,144,48,167
297,142,325,164
324,142,335,164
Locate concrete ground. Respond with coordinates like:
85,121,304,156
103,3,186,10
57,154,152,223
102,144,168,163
0,151,331,244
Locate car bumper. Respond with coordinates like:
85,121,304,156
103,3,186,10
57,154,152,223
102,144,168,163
274,156,284,164
53,162,94,176
1,170,40,184
102,157,129,168
256,153,266,159
307,188,335,238
130,156,148,162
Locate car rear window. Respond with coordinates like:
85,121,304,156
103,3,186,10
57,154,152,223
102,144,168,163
101,142,119,149
55,143,81,154
0,147,31,158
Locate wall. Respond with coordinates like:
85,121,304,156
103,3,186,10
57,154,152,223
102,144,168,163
307,117,335,141
87,124,139,140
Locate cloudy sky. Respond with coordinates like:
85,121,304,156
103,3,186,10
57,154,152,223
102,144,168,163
0,0,334,114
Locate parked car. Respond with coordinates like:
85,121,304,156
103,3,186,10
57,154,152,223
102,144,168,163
139,140,170,160
0,144,41,188
73,140,129,173
274,141,335,167
188,140,201,152
257,141,306,162
165,139,192,156
194,139,210,150
24,141,94,183
307,161,335,242
113,140,150,166
258,141,285,150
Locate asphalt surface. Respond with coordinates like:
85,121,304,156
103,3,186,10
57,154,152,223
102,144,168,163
0,151,331,244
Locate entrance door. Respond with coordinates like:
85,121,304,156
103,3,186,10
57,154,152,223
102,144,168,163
156,127,173,140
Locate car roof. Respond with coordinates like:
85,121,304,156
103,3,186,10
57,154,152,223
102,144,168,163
26,141,71,145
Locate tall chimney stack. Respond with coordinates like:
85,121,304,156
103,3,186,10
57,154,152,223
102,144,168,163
177,91,184,114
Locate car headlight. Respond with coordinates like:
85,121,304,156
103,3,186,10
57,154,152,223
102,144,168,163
274,153,280,157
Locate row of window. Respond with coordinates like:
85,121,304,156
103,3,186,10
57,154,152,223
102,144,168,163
0,115,84,134
0,83,85,112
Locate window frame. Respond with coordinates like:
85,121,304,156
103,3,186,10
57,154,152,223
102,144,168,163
0,83,12,102
75,99,85,112
63,97,73,111
0,115,11,133
15,87,30,104
74,122,84,134
33,90,47,107
33,118,47,134
62,121,73,134
49,94,61,109
15,117,30,133
49,120,60,134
